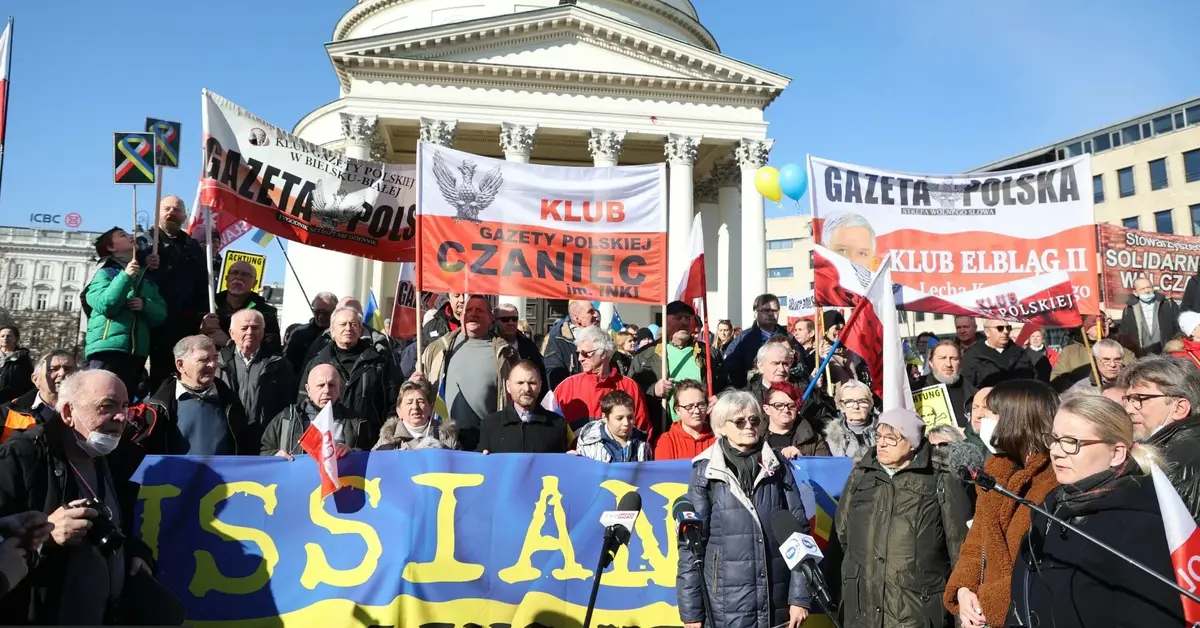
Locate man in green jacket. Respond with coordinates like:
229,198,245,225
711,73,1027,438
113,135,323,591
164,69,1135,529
83,227,168,400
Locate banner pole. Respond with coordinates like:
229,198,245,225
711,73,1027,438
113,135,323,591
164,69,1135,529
275,238,314,316
1080,324,1102,388
0,18,12,204
131,185,138,235
414,143,425,367
153,164,162,255
702,297,714,398
204,204,216,313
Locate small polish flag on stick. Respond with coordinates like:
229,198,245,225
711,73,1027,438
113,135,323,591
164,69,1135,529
1150,464,1200,623
299,402,342,499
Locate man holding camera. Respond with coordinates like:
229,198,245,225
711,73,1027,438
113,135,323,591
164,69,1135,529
0,370,181,625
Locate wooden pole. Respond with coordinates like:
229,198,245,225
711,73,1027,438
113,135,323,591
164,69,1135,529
152,165,162,255
1080,324,1102,388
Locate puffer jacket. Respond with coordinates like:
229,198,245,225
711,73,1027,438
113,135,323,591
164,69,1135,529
373,417,459,451
82,258,169,358
835,443,971,628
1144,415,1200,521
574,419,651,462
677,440,810,628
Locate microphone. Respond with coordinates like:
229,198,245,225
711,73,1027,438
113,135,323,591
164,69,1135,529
584,491,642,628
770,511,839,627
672,496,703,563
956,465,997,492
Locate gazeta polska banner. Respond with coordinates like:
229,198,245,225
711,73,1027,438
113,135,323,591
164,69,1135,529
808,155,1100,314
200,90,418,262
416,142,667,304
130,452,853,627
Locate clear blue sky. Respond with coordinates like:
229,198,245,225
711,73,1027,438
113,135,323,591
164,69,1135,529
3,0,1198,285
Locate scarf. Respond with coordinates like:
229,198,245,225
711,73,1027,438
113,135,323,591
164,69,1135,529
1056,459,1135,512
719,437,763,497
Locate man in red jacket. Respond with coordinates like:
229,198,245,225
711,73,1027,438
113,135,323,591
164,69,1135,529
546,325,651,439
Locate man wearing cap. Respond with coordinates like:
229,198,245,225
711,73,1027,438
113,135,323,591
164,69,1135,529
629,301,726,439
835,407,971,628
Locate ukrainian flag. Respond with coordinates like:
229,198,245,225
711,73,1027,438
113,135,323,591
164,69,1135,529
250,229,275,247
432,377,450,423
364,290,384,331
608,305,625,334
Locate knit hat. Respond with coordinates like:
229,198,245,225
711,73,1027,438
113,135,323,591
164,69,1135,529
634,327,655,344
877,407,925,447
822,310,846,329
1179,311,1200,338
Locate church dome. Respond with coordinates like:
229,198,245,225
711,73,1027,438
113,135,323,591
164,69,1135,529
334,0,715,51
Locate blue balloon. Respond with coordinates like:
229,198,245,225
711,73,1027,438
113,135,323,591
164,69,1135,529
778,163,809,201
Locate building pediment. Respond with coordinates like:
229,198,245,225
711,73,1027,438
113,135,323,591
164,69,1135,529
326,4,789,106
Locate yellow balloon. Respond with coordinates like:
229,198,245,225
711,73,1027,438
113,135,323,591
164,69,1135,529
755,166,783,202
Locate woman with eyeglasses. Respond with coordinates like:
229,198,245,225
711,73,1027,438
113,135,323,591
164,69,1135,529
653,379,716,461
1008,395,1185,627
677,390,811,628
944,379,1059,628
835,407,971,628
824,380,878,459
763,381,830,458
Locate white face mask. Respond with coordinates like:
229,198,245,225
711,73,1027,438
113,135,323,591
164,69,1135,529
79,431,120,457
978,417,999,455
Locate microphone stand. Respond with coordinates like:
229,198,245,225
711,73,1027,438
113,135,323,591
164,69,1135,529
971,473,1200,604
684,538,714,627
799,562,842,628
582,528,618,628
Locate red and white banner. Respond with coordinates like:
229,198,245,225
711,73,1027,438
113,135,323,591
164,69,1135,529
785,290,817,327
675,213,706,309
200,90,417,261
417,142,667,304
832,255,912,410
0,19,12,190
814,244,1082,328
299,403,341,500
809,155,1099,314
187,181,251,252
1150,464,1200,623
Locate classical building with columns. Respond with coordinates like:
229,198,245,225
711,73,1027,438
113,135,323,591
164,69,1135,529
282,0,789,334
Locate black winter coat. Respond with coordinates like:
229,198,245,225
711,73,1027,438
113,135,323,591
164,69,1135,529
721,324,799,390
961,341,1037,389
300,340,398,431
1008,467,1186,627
137,229,209,349
0,421,157,625
835,443,971,628
214,290,283,355
1119,293,1181,355
1144,415,1200,522
139,377,251,457
476,406,570,454
0,348,34,404
283,320,324,375
259,402,374,456
677,440,810,628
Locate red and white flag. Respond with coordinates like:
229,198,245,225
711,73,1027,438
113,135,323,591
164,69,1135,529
816,247,912,410
0,19,12,192
186,182,251,252
1150,464,1200,623
299,402,342,500
674,213,707,310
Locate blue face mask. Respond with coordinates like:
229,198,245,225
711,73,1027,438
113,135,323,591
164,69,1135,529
1139,293,1156,304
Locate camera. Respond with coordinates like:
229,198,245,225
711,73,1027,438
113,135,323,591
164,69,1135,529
79,498,125,557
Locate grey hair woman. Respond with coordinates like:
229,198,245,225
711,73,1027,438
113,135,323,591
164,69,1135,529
824,380,878,459
677,390,811,628
374,380,459,451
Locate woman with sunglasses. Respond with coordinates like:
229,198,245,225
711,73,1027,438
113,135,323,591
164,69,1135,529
1008,395,1184,627
763,381,830,458
677,390,810,628
835,407,971,628
824,380,878,459
945,379,1059,628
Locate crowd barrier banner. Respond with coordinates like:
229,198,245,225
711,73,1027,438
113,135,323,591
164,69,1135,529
808,155,1099,314
130,451,853,628
200,90,418,262
1099,223,1200,304
417,142,668,304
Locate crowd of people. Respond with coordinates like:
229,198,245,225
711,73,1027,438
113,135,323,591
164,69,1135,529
0,195,1195,625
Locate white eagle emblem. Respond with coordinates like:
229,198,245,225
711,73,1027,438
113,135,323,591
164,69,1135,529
431,151,504,223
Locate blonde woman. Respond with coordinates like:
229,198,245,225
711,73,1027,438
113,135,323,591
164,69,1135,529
1008,395,1184,626
824,380,877,458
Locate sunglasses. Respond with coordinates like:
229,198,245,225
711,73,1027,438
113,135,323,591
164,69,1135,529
497,316,518,323
989,325,1012,333
729,416,763,430
576,349,598,359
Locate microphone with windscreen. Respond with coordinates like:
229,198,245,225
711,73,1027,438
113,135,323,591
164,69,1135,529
770,511,839,628
672,496,703,562
583,491,642,628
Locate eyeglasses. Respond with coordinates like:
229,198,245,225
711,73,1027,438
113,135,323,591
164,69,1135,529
874,432,903,446
757,307,780,314
576,349,598,359
989,325,1012,333
1121,393,1171,410
767,401,798,413
729,416,763,430
497,316,518,323
675,402,706,414
842,398,872,407
1041,433,1107,455
1097,357,1123,366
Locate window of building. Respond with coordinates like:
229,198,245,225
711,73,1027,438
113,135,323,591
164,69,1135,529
1185,149,1200,183
1192,204,1200,236
934,313,944,321
11,265,24,280
915,311,926,322
1093,174,1104,203
34,293,48,311
1150,158,1169,190
1066,142,1083,157
1153,115,1173,135
1118,167,1135,197
1122,125,1141,144
766,239,794,250
809,281,815,291
65,266,77,282
1188,104,1200,126
5,292,18,310
1141,122,1152,138
37,265,50,281
768,267,794,278
1083,140,1093,154
897,311,908,324
1094,133,1111,152
1122,216,1140,229
1155,209,1175,234
1112,131,1122,147
62,295,73,312
1176,112,1186,129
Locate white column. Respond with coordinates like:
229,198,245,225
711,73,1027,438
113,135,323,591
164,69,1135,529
736,138,772,316
712,160,740,326
588,129,626,328
694,177,718,323
497,122,538,319
415,117,457,315
665,134,701,301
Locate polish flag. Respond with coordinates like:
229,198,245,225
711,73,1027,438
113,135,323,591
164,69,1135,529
188,182,252,251
674,213,707,311
299,402,342,500
0,19,12,186
816,247,912,410
1150,464,1200,623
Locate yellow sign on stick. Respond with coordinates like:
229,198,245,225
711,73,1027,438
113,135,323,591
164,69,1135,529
219,250,266,293
912,384,955,431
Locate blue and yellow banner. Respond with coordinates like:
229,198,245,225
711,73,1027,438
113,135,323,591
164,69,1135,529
131,452,853,627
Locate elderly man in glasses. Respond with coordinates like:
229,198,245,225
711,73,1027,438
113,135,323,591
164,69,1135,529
961,319,1037,389
545,326,651,439
1067,338,1128,393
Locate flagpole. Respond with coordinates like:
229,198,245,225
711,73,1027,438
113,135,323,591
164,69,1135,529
701,297,714,398
204,204,216,313
0,17,12,204
131,186,138,236
802,273,880,404
153,164,162,255
414,143,425,367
